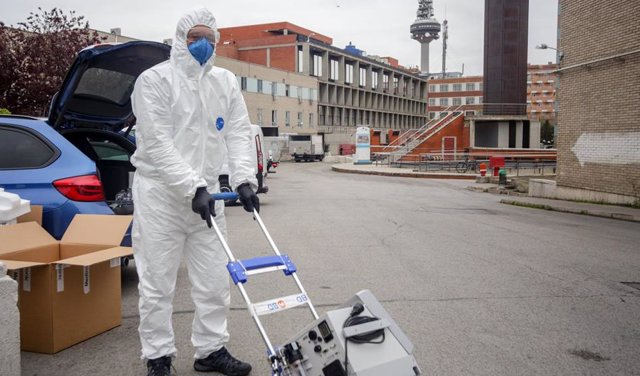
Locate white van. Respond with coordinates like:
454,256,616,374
219,124,268,205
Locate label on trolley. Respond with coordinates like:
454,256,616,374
252,293,309,316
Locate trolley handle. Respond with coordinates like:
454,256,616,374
212,192,238,201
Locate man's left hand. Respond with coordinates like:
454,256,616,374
237,183,260,213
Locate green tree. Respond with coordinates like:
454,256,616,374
540,120,555,147
0,8,103,115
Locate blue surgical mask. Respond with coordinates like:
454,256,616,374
188,37,215,66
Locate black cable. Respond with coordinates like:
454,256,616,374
342,307,385,374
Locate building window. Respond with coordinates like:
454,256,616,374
466,83,475,91
429,84,437,92
393,76,399,94
310,88,318,101
453,83,462,91
429,112,436,120
309,113,315,127
439,84,448,92
289,85,298,98
240,77,247,91
257,79,263,93
479,83,483,90
271,110,278,126
453,97,462,106
345,64,354,85
285,111,291,127
273,83,286,96
257,108,263,126
297,112,303,127
297,46,304,73
478,96,483,104
246,78,258,93
372,72,379,89
439,98,449,106
359,67,367,87
330,59,339,81
465,97,475,104
383,74,389,92
312,54,323,77
439,111,448,118
429,98,436,106
263,81,273,96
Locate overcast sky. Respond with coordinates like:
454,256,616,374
3,0,558,75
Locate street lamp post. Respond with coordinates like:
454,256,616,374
536,43,564,62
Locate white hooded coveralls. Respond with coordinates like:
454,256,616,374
130,8,257,360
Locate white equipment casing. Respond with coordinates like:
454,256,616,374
279,290,421,376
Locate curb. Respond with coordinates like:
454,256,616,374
331,165,477,180
500,199,640,223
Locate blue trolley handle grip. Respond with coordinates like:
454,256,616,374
211,192,238,201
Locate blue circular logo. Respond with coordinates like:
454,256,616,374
216,117,224,131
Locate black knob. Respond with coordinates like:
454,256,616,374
308,330,318,341
314,345,322,353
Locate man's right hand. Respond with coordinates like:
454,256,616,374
192,187,216,228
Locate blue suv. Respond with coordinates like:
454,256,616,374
0,41,170,240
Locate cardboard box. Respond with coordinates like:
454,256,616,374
17,205,43,226
0,214,133,354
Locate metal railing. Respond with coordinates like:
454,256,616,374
377,106,463,158
373,151,557,177
475,103,529,116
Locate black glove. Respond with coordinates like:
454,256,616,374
191,187,216,228
237,183,260,213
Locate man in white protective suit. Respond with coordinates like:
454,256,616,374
130,8,258,376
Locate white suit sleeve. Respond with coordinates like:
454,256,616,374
224,75,259,191
131,72,207,199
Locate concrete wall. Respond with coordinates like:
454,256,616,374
0,263,20,376
475,121,500,147
556,0,640,198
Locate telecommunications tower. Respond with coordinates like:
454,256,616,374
410,0,441,75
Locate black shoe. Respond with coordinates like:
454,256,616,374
194,347,252,375
147,356,172,376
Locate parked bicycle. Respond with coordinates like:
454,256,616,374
456,156,480,173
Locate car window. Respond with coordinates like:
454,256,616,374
75,68,135,105
90,140,130,161
0,126,57,169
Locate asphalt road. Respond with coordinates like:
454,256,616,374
22,162,640,376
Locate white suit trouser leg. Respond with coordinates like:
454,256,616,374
133,184,229,360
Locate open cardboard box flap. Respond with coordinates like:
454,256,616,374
55,246,133,267
0,221,57,255
17,205,43,226
61,214,133,247
0,259,47,271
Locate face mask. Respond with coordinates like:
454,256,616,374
188,37,215,66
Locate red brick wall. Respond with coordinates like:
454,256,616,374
269,46,296,71
409,116,468,155
238,49,268,66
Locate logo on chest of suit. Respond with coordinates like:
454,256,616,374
216,117,224,131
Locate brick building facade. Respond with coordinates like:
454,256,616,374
556,0,640,199
527,63,557,123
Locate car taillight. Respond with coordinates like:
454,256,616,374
53,174,105,202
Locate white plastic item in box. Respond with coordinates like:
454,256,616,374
0,189,31,224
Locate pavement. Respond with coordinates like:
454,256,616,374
20,162,640,376
332,162,640,223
